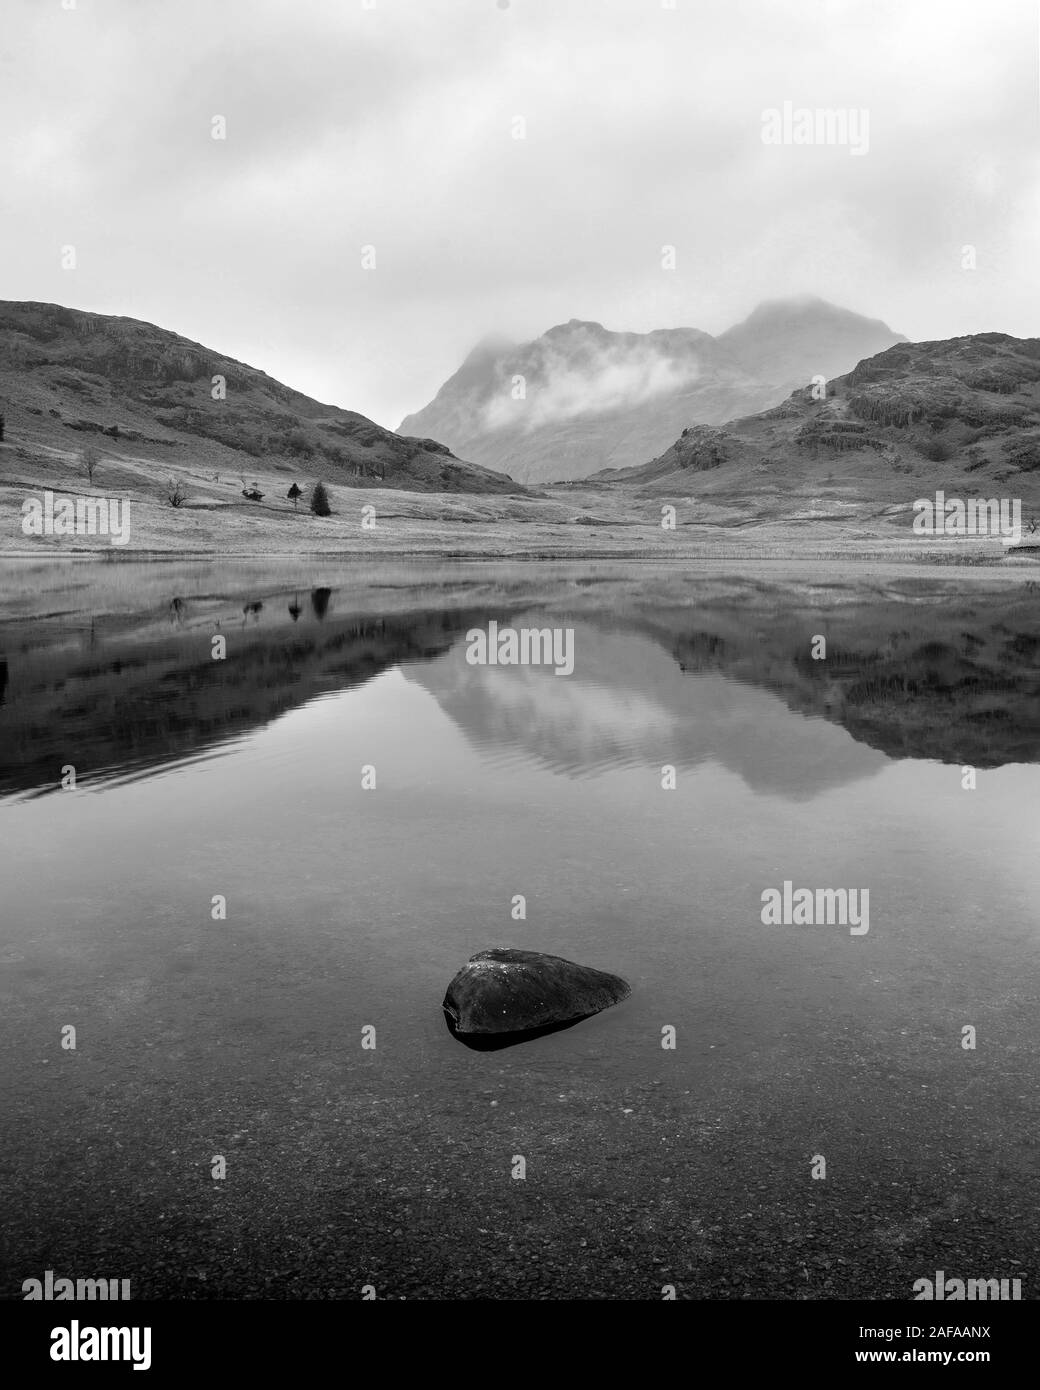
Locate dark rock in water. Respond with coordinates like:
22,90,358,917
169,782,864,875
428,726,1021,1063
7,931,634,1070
442,948,631,1035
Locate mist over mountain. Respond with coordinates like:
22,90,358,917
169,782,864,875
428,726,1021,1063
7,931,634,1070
398,297,905,484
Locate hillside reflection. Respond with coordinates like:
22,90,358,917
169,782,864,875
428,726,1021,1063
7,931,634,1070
2,566,1038,798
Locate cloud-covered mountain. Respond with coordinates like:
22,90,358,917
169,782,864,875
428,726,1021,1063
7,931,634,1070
398,297,905,484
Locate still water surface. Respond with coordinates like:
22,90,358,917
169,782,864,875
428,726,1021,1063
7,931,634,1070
1,560,1038,1297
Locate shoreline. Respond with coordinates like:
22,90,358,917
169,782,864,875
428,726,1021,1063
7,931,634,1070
1,546,1035,565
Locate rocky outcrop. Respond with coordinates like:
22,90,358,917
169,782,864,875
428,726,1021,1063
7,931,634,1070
594,332,1040,495
671,425,730,470
844,335,1040,433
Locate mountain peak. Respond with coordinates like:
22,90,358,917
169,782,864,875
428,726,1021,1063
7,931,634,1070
543,318,608,337
724,295,903,337
744,293,832,316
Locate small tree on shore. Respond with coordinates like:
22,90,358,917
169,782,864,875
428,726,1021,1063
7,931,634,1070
165,477,188,508
81,444,101,484
287,482,303,511
310,481,331,516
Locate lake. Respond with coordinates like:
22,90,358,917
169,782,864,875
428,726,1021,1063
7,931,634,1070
2,558,1039,1299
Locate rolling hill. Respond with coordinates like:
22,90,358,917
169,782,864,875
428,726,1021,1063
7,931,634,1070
592,332,1040,521
0,300,518,496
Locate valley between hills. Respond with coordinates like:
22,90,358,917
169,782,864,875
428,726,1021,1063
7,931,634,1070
1,298,1039,562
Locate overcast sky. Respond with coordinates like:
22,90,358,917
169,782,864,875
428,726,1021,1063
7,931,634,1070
2,0,1038,428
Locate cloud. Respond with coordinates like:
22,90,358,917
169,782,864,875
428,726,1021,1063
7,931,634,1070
1,0,1036,428
482,336,703,431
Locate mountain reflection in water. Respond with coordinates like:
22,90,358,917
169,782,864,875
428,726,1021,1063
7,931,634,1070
1,563,1039,800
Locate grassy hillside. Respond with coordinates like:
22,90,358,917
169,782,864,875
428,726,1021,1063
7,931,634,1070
592,333,1040,528
0,300,519,499
3,311,1039,558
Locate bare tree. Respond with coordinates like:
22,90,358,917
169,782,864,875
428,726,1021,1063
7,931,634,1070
165,477,188,508
81,444,101,484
